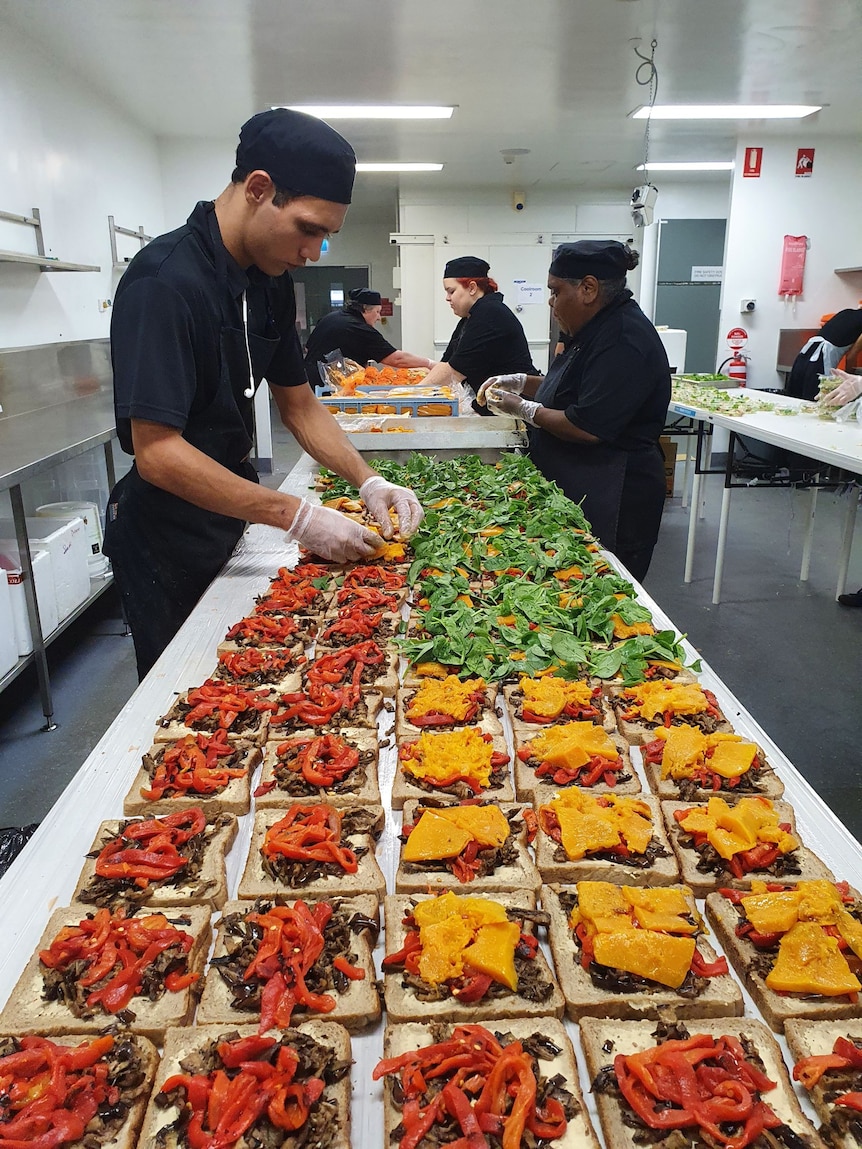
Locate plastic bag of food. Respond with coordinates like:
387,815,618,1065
0,823,38,878
317,350,366,394
833,396,862,424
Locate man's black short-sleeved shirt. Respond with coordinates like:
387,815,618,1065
546,291,670,451
819,308,862,349
441,292,538,394
111,200,306,457
303,307,397,383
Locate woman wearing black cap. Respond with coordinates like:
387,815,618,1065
478,240,670,581
303,287,433,385
420,256,539,415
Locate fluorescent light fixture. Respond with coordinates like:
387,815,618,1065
632,104,821,120
355,162,443,172
279,105,454,120
637,161,734,171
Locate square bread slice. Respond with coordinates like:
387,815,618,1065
315,607,400,649
155,687,276,744
503,679,617,735
197,895,379,1032
334,582,409,611
302,644,399,697
395,800,541,895
661,798,834,898
0,904,211,1042
383,890,564,1024
238,805,386,901
785,1019,862,1149
391,725,514,810
641,735,784,801
705,886,861,1031
256,727,380,808
395,680,499,739
381,1017,601,1149
219,613,318,649
0,1031,158,1148
579,1016,824,1149
71,811,237,911
535,794,681,887
513,728,640,806
123,734,260,817
542,882,743,1023
140,1021,351,1149
266,689,384,735
606,682,734,745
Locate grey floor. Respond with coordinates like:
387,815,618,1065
1,447,860,843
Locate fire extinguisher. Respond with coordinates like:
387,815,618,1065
718,353,748,386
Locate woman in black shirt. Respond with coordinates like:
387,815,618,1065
479,240,670,580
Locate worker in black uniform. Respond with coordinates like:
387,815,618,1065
786,307,862,400
104,109,423,678
478,240,670,581
419,256,539,415
303,287,433,385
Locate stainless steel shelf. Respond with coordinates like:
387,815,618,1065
834,266,862,274
0,394,117,493
0,250,101,273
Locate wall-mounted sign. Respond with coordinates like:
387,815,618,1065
725,327,748,349
691,265,723,282
513,279,544,306
795,148,815,177
743,147,763,178
379,297,393,316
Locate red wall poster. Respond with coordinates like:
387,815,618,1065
743,147,763,178
795,148,815,177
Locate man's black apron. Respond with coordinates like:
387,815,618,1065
527,346,665,580
104,207,281,676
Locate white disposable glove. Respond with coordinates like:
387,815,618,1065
475,372,528,407
821,368,862,406
285,498,381,562
485,390,543,426
359,475,424,538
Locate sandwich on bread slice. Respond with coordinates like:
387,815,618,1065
543,881,742,1022
663,795,834,898
392,722,514,809
155,679,279,744
315,601,400,648
706,879,862,1031
641,725,784,801
266,686,384,733
535,791,681,886
211,644,303,693
383,890,564,1024
395,675,498,739
513,722,640,805
376,1017,601,1149
220,610,318,649
72,806,237,912
608,679,733,745
0,903,210,1042
139,1021,351,1149
0,1031,158,1148
301,638,400,697
197,895,380,1032
254,727,380,808
123,730,259,817
785,1019,862,1149
503,674,616,734
238,803,386,901
395,799,541,894
580,1016,825,1149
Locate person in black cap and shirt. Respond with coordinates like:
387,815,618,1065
478,240,670,581
786,307,862,401
104,108,424,678
303,287,433,385
419,256,539,414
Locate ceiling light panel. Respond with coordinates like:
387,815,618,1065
280,105,455,119
632,104,821,119
637,162,734,171
355,163,444,172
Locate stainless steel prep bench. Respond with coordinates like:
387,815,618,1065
1,436,860,1146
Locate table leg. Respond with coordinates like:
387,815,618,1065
10,484,57,731
699,428,712,520
681,438,694,509
799,485,818,582
712,486,733,604
836,486,859,599
684,469,701,583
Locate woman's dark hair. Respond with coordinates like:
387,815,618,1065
231,167,300,208
455,275,499,294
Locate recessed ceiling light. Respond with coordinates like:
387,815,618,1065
279,105,455,120
637,162,734,171
632,104,821,120
355,163,444,172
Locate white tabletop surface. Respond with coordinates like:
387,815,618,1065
0,448,854,1143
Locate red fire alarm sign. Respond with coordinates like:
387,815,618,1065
795,148,815,177
743,147,763,178
379,297,393,316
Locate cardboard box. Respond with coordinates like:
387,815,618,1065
660,436,678,498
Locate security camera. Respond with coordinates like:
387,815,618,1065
630,183,658,227
740,298,756,313
513,192,526,212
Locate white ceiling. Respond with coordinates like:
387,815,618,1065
4,0,861,209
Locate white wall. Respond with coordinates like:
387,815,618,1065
721,137,862,388
0,23,165,348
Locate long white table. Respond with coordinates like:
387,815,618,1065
1,448,860,1145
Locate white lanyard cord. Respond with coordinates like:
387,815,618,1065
241,289,255,398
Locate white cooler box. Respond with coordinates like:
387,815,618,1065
35,501,108,577
0,569,18,676
0,547,58,654
0,516,90,622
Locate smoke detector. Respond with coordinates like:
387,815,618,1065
500,148,530,166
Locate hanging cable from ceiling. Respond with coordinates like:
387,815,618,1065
631,37,659,226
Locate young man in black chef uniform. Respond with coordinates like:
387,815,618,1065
478,240,670,581
104,109,423,678
303,287,433,385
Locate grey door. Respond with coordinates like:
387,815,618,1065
291,265,370,345
655,219,726,372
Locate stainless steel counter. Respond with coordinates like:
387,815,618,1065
0,392,116,493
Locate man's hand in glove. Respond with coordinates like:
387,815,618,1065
359,475,424,539
821,368,862,406
475,372,527,407
285,498,381,562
